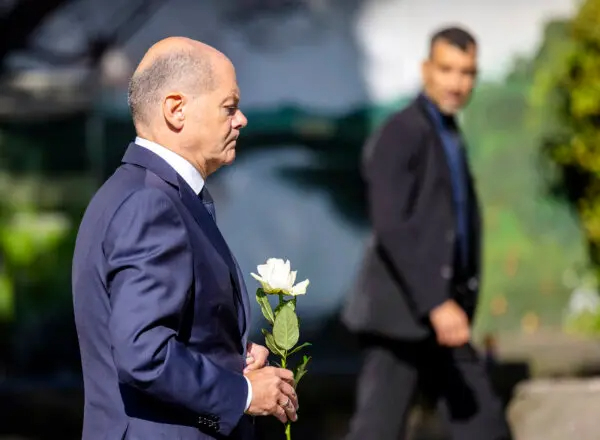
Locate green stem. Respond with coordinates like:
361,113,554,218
285,420,291,440
280,352,291,439
278,294,293,439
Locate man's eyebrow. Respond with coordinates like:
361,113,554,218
221,92,240,104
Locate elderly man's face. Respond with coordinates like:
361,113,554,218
187,58,247,173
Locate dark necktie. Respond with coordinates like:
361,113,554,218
199,187,216,222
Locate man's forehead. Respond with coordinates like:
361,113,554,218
227,87,240,99
432,40,476,58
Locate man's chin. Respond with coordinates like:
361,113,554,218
439,104,460,115
222,149,236,166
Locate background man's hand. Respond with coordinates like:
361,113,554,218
244,342,269,373
245,366,298,424
429,299,470,347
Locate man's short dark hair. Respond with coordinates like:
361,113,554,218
429,26,477,56
127,49,216,127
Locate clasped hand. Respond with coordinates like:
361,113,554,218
243,342,299,423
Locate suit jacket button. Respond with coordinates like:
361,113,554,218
445,230,455,242
468,277,478,290
441,265,453,280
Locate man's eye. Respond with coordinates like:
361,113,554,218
226,106,237,115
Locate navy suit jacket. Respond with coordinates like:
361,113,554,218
72,143,253,440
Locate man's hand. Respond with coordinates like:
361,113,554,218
429,299,470,347
244,342,269,373
245,367,298,424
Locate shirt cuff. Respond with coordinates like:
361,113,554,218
244,376,253,411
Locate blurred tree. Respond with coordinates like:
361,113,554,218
530,0,600,272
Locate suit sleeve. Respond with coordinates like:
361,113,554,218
365,116,452,316
103,188,246,435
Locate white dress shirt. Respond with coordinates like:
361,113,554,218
135,137,253,412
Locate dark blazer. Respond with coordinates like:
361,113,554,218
72,143,253,440
342,94,482,340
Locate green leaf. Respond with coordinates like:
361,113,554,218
256,288,274,325
262,329,284,357
288,342,311,357
273,302,299,350
294,355,311,388
274,298,295,316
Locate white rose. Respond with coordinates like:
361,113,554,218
251,258,310,296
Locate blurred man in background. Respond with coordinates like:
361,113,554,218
342,26,511,439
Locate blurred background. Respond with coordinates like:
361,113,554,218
2,0,600,438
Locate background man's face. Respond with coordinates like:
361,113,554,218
422,39,478,115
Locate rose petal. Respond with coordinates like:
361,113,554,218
291,279,309,296
256,263,271,279
289,270,297,287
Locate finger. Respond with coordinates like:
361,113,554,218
440,335,453,347
442,329,459,347
283,400,297,422
436,328,450,346
274,367,294,381
279,381,299,409
445,335,460,347
448,328,468,347
278,395,297,422
253,357,267,368
447,325,463,346
246,355,255,364
273,405,288,424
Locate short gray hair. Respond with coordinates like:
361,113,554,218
127,49,216,127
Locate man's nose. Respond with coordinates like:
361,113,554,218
234,110,248,129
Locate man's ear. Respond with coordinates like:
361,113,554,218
421,59,430,83
162,92,186,130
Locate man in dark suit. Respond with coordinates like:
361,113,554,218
342,27,511,439
72,37,298,440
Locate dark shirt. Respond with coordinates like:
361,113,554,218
421,93,470,269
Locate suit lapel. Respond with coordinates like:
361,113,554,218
232,256,251,349
178,177,236,274
177,177,247,336
414,96,454,190
121,143,247,335
415,97,482,273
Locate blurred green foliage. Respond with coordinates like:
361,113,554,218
0,171,79,321
456,10,600,336
465,0,600,337
463,78,586,337
529,0,600,270
564,310,600,335
0,125,95,326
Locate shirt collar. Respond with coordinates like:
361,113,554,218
420,92,458,129
135,136,205,195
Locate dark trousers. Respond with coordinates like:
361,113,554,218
345,335,512,440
